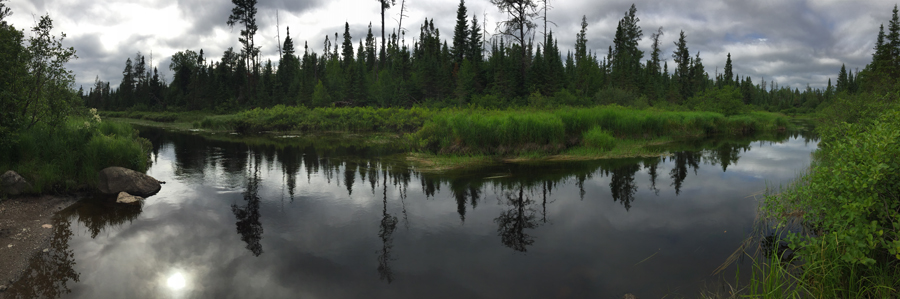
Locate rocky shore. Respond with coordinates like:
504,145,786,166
0,195,79,292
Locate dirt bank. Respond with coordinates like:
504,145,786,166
0,195,78,292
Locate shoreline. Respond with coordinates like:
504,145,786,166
0,195,80,292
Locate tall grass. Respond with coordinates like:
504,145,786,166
416,105,791,154
198,105,434,133
0,119,150,193
414,110,565,154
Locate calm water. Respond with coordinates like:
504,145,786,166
6,127,819,298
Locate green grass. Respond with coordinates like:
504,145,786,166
582,126,616,151
415,105,791,155
0,119,151,193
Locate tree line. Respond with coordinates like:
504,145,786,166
80,1,880,114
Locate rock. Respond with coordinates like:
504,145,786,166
1,171,32,195
0,284,6,292
98,167,161,197
116,192,144,204
623,294,638,299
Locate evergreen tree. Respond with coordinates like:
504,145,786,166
836,64,848,93
226,0,259,72
342,22,354,67
277,27,300,105
366,23,377,72
724,53,733,86
120,58,135,108
889,5,900,70
490,0,538,82
451,0,469,66
672,30,691,102
610,4,643,92
691,51,706,95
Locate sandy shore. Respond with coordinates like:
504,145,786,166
0,195,79,292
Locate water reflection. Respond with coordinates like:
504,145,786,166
232,152,264,257
7,126,819,298
377,169,398,283
62,197,143,239
3,217,79,298
495,187,541,252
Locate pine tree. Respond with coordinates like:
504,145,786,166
277,27,300,105
366,23,376,72
889,5,900,70
610,4,643,91
836,64,848,93
120,58,135,109
691,51,706,94
724,53,733,86
451,0,469,66
672,31,691,102
226,0,259,72
342,22,354,67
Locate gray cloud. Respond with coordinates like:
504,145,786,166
5,0,896,90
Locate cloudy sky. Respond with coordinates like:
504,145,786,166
4,0,896,90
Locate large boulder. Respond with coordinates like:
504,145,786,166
116,192,144,204
1,170,31,195
98,167,161,197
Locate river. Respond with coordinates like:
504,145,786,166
5,125,819,298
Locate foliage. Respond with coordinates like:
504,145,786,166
767,108,900,266
415,105,790,154
581,126,616,151
0,110,150,193
414,109,565,154
686,85,747,116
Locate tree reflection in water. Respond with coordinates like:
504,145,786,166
609,163,640,211
377,169,399,283
62,197,143,239
4,217,79,299
232,153,264,257
495,187,541,252
669,151,702,195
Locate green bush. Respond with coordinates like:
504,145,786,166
768,109,900,265
0,118,150,193
582,127,616,151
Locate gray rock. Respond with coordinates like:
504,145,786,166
98,167,161,197
116,192,144,204
1,171,31,195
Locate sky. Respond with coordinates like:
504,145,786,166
4,0,896,90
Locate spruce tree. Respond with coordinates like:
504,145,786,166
342,22,354,67
672,31,691,102
836,64,848,93
889,5,900,69
451,0,469,66
724,53,733,86
610,4,643,91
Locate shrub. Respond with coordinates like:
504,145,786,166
582,126,616,151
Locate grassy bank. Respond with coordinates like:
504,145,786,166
731,93,900,298
104,105,792,162
0,113,151,194
414,106,791,155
